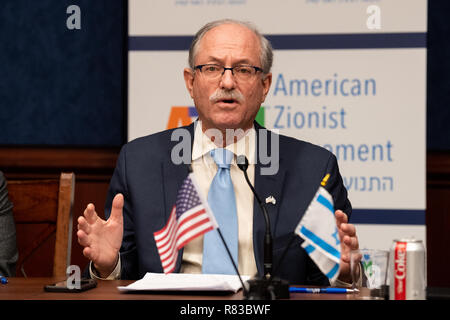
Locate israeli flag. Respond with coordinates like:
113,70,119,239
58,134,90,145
295,186,341,283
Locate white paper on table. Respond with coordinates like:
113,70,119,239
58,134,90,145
117,273,250,293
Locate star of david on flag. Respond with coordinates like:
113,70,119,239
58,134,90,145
295,179,341,283
153,173,218,274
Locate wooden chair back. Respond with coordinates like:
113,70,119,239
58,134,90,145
7,173,75,277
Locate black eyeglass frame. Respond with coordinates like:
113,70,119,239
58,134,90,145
194,64,264,77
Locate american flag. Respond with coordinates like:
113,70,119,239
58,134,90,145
153,173,218,273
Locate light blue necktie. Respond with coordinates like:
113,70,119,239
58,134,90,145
202,148,238,274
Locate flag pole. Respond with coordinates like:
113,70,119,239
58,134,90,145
216,228,248,295
270,175,333,285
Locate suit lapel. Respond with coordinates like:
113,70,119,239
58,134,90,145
161,122,196,272
253,123,286,276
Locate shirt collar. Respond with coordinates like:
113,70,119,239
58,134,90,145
192,120,256,164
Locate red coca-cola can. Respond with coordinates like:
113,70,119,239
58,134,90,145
389,239,426,300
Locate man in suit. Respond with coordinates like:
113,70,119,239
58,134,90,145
77,19,359,285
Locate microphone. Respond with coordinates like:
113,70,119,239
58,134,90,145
237,155,290,300
236,155,272,277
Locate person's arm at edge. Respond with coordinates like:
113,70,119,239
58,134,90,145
0,171,18,277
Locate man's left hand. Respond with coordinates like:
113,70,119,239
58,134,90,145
335,209,359,283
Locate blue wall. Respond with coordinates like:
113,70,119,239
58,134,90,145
0,0,125,147
427,1,450,151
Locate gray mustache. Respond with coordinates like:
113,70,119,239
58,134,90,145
209,89,245,103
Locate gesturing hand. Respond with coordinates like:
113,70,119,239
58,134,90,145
77,193,124,278
335,210,359,283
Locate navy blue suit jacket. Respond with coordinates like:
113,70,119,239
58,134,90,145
104,122,351,285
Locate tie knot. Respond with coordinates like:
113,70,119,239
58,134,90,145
210,148,233,169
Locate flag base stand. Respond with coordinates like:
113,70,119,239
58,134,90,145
243,277,290,300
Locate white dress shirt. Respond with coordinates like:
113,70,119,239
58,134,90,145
180,121,258,277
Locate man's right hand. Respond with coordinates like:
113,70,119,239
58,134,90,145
77,193,124,278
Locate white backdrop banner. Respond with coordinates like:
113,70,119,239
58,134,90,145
128,0,427,250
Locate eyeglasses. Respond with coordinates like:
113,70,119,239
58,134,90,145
194,64,263,81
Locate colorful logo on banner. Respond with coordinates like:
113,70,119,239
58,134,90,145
166,106,197,129
166,106,265,129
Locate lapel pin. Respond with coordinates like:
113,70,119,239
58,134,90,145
265,196,276,205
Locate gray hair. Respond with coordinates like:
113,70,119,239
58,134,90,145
188,19,273,74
